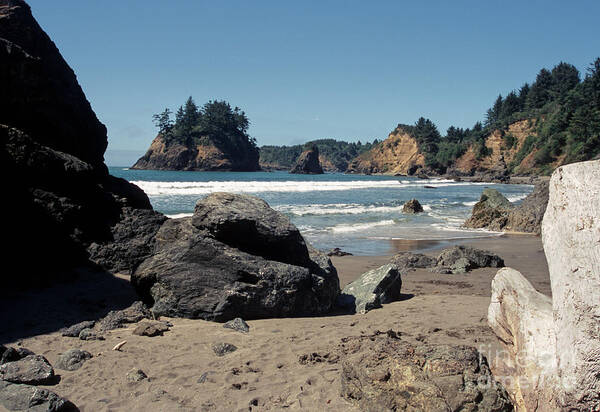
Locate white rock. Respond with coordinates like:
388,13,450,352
488,268,557,411
488,159,600,411
542,159,600,407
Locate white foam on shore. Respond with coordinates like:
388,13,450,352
330,220,396,233
166,213,193,219
131,179,490,196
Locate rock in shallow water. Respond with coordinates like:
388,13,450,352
132,193,340,321
0,355,54,385
402,198,424,213
337,264,402,314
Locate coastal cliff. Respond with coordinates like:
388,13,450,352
132,98,260,171
346,126,425,175
132,133,260,171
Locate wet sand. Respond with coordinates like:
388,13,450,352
0,234,549,412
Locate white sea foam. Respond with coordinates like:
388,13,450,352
131,179,490,196
330,220,396,233
507,194,528,203
166,213,193,219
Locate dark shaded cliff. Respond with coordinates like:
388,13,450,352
0,0,165,288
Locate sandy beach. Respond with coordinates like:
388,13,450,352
0,234,549,412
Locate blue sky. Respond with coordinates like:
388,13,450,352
27,1,600,165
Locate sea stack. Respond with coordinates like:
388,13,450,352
290,145,324,174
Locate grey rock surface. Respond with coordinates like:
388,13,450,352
212,343,237,357
0,355,54,385
223,318,250,333
132,194,340,321
55,349,92,371
0,381,77,412
337,264,402,314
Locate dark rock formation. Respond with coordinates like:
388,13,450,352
0,381,78,412
402,198,424,213
327,248,353,257
78,329,104,341
390,246,504,274
434,246,504,274
0,347,34,365
0,1,165,287
96,301,151,331
0,355,54,385
55,349,92,371
191,192,311,268
132,134,260,171
463,183,549,235
60,321,95,338
290,146,324,174
338,332,513,411
504,180,549,235
463,188,512,229
132,321,170,337
336,264,402,314
223,318,250,333
389,252,436,271
132,193,340,321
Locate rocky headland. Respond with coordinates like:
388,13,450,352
289,145,324,174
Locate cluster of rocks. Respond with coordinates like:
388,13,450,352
132,192,341,321
391,245,504,275
463,182,549,235
488,160,600,410
298,330,513,411
289,145,324,174
0,344,85,411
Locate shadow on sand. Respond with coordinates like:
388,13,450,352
0,268,139,343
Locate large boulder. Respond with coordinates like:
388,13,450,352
0,1,165,286
542,160,600,408
191,192,310,268
339,331,513,411
132,193,340,321
488,160,600,410
290,145,324,174
336,264,402,313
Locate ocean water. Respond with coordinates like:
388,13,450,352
110,168,533,255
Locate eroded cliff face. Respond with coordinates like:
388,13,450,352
454,120,537,175
346,128,425,175
1,0,164,287
132,135,260,171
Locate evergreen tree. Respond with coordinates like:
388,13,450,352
527,68,553,109
485,95,503,127
152,108,173,137
550,62,580,99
